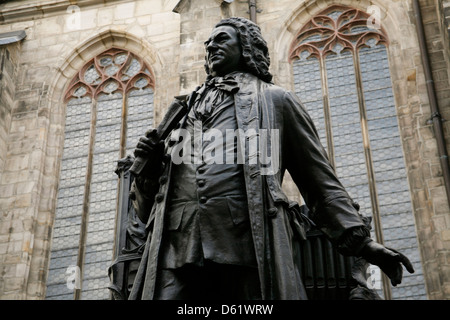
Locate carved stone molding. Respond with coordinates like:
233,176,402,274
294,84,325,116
0,0,126,24
289,5,389,62
64,47,155,102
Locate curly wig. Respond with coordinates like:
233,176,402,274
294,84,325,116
205,17,273,83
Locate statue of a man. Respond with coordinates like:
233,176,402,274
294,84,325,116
128,17,414,300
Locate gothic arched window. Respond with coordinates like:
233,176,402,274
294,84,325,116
289,5,426,299
46,48,155,300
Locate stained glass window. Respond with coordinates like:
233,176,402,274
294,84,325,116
46,48,155,300
290,5,426,300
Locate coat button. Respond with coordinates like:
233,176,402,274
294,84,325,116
159,176,168,185
163,154,171,164
268,207,278,218
199,196,207,204
197,167,205,174
155,193,164,203
197,179,205,187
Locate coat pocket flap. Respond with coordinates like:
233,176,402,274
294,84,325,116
227,196,250,225
166,202,187,231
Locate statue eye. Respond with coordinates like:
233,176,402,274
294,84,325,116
215,33,231,43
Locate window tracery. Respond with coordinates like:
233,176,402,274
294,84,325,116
289,5,388,61
46,48,154,300
289,5,426,300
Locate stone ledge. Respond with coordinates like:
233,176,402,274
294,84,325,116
0,0,128,25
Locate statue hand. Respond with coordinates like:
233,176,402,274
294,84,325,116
133,129,165,178
360,241,415,286
134,129,164,158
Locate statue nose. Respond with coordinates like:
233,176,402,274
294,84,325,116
206,42,219,53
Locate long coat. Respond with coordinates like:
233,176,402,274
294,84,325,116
128,72,366,300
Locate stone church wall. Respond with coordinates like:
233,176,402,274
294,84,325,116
0,0,449,299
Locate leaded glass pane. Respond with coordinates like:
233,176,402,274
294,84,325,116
126,88,154,155
46,96,92,300
82,242,114,299
84,64,100,84
105,65,120,77
290,3,426,301
327,10,343,20
103,81,119,94
51,48,155,300
114,53,127,65
292,58,327,149
344,25,371,34
125,58,141,77
80,92,122,300
99,56,113,67
74,86,87,98
325,50,373,221
135,77,149,88
299,33,328,45
359,45,426,299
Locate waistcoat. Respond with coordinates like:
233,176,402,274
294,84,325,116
158,84,257,269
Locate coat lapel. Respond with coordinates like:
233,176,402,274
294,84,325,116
234,73,307,299
234,73,267,298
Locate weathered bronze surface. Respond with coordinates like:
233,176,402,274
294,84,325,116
109,17,414,300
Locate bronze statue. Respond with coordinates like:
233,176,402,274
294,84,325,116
126,17,414,300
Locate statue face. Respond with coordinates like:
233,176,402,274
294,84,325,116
205,25,243,77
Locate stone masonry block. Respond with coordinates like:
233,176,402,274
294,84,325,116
136,0,163,15
442,229,450,241
97,7,114,27
114,2,136,20
3,277,24,293
4,154,29,172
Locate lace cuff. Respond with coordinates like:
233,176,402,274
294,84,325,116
337,226,373,256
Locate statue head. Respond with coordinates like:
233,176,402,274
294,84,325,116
204,17,273,83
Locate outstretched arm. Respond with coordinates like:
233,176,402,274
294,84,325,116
281,90,414,285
